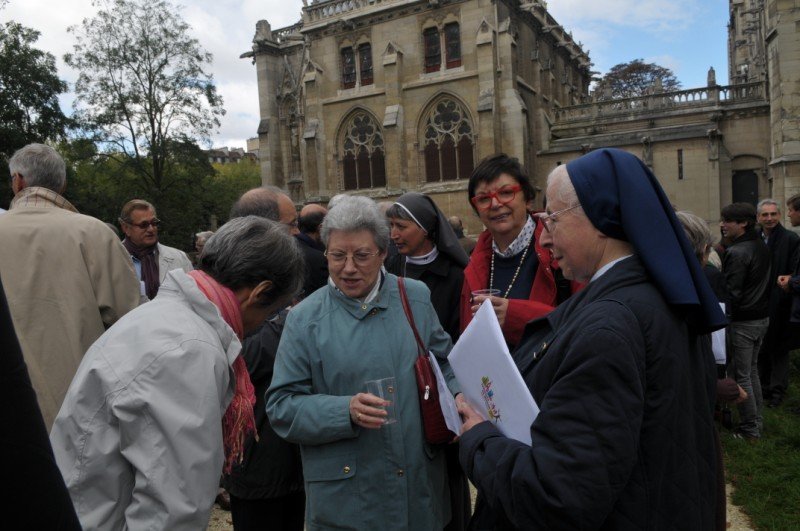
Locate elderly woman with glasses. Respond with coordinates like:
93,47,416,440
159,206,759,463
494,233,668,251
460,154,573,347
267,195,461,531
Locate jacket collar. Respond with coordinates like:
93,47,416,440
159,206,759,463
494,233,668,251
158,270,242,367
10,187,78,212
730,229,760,246
327,273,393,320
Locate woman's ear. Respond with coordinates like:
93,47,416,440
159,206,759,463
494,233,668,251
249,280,274,306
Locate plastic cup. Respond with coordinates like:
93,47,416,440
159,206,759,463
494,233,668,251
471,288,501,299
365,377,398,425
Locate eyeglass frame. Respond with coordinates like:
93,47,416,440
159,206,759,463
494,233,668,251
119,217,162,230
324,249,383,266
536,204,580,233
470,184,523,211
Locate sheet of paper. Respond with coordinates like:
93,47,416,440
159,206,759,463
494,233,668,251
428,351,462,434
711,302,726,364
448,300,539,445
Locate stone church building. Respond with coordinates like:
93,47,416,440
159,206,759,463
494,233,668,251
243,0,799,231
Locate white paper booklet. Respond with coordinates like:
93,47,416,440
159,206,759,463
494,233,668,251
711,302,726,364
448,300,539,445
427,351,462,435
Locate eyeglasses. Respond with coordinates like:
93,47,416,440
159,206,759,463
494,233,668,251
470,184,523,211
537,205,580,232
324,249,382,266
122,218,161,230
282,218,299,229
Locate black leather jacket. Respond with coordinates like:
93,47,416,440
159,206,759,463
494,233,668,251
721,229,770,321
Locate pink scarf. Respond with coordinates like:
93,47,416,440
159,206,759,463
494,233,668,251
188,270,256,474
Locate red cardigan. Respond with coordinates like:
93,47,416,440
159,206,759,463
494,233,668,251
459,218,559,347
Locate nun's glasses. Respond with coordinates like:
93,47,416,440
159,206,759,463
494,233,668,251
537,205,581,232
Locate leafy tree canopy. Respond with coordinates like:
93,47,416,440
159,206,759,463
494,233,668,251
0,21,71,158
598,59,681,99
64,0,225,196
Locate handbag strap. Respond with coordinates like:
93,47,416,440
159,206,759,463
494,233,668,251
397,277,427,358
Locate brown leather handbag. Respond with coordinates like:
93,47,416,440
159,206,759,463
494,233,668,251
397,277,456,445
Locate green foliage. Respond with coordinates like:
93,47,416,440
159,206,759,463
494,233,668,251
0,20,72,207
598,59,681,99
64,0,224,193
61,139,260,250
721,351,800,529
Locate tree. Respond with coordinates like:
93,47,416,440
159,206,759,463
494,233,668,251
0,20,72,207
64,0,224,198
0,21,71,156
598,59,681,99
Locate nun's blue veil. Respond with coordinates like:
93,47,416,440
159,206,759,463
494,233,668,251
565,148,727,334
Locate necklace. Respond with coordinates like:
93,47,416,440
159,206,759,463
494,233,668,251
490,238,532,298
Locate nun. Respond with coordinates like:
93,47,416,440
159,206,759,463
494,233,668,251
385,192,471,531
385,192,469,341
458,148,726,530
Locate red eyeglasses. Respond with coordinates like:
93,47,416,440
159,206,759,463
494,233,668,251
470,184,522,211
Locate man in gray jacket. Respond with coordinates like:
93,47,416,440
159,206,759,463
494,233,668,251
119,199,193,300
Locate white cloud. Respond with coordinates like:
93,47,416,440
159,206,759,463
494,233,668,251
548,0,700,33
3,0,302,148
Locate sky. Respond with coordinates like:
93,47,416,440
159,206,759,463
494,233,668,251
3,0,729,150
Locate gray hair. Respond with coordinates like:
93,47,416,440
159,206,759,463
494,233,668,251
546,165,584,214
676,211,714,263
9,143,66,193
321,195,390,252
756,198,779,214
229,186,284,221
327,193,349,210
198,216,304,300
195,230,214,243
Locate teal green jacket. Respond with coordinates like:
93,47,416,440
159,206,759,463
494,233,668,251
267,274,460,530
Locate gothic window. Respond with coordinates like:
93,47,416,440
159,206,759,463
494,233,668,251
423,24,461,73
423,27,441,73
341,48,356,89
341,111,386,190
359,43,373,86
341,44,373,89
444,23,461,68
422,98,475,182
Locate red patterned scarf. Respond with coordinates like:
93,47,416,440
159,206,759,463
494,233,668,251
188,270,256,473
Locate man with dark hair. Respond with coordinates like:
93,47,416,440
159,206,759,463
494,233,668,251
755,199,799,407
720,202,771,439
0,143,140,428
119,199,193,300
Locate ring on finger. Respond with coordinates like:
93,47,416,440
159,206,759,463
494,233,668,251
356,412,362,421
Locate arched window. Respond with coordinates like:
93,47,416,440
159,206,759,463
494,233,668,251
422,97,475,182
341,111,386,190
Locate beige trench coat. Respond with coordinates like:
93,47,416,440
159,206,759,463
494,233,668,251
0,188,140,428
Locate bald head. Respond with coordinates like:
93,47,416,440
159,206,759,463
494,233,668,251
230,187,281,221
300,203,327,218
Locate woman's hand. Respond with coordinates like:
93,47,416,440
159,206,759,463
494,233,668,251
470,295,510,326
457,396,485,434
778,275,791,292
349,393,389,429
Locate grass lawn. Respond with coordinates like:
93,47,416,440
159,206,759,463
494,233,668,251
721,351,800,530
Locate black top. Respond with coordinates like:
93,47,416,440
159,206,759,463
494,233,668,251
223,311,304,499
386,252,464,341
0,277,81,529
295,235,329,299
460,256,717,530
490,245,539,301
722,229,771,321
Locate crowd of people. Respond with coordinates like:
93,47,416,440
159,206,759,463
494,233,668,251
2,141,797,530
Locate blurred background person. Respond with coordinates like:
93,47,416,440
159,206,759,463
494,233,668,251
267,195,461,530
448,215,476,256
